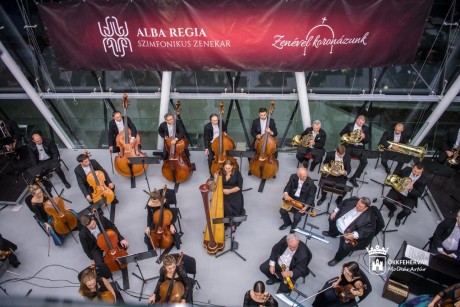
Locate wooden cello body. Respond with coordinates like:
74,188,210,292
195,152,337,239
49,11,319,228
84,150,114,205
249,101,279,179
158,253,185,303
150,185,174,249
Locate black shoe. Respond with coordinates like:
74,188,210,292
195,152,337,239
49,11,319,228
302,161,309,168
112,198,119,205
317,198,325,206
395,218,401,227
64,182,71,189
289,229,295,234
322,231,334,238
277,289,291,295
309,165,315,172
248,171,252,176
388,210,395,218
11,261,21,268
273,175,276,179
328,259,339,267
385,167,391,175
349,177,359,187
335,198,342,205
279,224,291,231
266,278,276,285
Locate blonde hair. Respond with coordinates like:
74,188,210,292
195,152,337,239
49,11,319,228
28,184,41,195
79,268,97,299
162,254,177,267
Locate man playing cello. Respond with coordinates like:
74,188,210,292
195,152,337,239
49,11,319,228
107,111,139,154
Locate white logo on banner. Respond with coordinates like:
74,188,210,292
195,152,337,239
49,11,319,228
366,245,389,275
98,16,133,57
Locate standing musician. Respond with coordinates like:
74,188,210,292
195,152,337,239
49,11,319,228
438,126,460,165
0,233,20,268
24,184,78,246
295,120,327,171
107,110,139,154
339,115,370,187
378,123,409,174
322,197,376,266
429,210,460,259
259,234,311,294
79,267,117,303
79,214,129,266
158,113,188,160
74,153,119,205
203,113,227,178
28,132,71,189
383,162,427,227
144,189,181,250
317,145,352,206
243,281,278,306
279,167,317,233
0,117,20,151
147,254,192,304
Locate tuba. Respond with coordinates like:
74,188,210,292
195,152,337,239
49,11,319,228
384,174,412,192
341,129,362,145
320,160,344,177
378,141,427,160
447,147,459,165
291,134,313,147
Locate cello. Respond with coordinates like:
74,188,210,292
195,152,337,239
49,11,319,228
158,252,185,303
84,150,114,205
114,93,148,178
92,209,128,272
35,178,77,235
150,185,174,249
88,264,116,303
210,101,239,174
161,101,192,183
249,101,279,179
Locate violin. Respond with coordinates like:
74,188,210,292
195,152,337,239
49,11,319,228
0,250,12,261
88,264,116,303
93,209,128,272
158,252,185,303
281,198,320,216
35,178,77,235
84,150,114,205
334,284,367,303
344,229,358,247
249,101,279,179
150,185,174,249
280,264,295,291
435,298,455,307
210,101,239,174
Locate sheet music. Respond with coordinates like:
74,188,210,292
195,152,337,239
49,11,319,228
275,293,304,307
404,244,430,264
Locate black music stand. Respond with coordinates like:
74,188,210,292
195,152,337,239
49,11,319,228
316,179,352,216
349,149,381,185
117,250,157,300
128,156,160,192
379,196,416,247
227,150,255,173
214,215,247,261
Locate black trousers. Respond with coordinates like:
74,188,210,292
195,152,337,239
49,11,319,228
383,189,417,220
207,150,215,176
296,147,322,168
327,219,361,261
259,259,298,294
279,207,305,230
39,159,68,184
346,145,367,179
381,156,404,173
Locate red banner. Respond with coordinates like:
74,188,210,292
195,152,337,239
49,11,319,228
38,0,433,72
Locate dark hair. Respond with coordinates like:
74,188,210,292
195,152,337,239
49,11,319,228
336,145,346,155
209,113,218,120
360,197,371,207
80,214,93,227
149,189,161,200
253,281,265,294
31,132,42,139
76,154,89,163
112,111,121,117
164,113,173,120
414,162,424,170
343,261,361,278
258,107,267,113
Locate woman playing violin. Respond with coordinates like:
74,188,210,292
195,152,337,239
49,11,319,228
79,267,117,303
243,280,278,307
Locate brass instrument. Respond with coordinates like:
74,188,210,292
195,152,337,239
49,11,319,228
0,120,11,139
378,141,427,160
447,147,459,165
384,174,412,192
291,134,313,147
340,129,362,145
320,160,344,177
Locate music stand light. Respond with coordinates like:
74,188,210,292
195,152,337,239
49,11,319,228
213,215,247,261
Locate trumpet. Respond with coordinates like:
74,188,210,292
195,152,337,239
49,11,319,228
320,161,344,177
378,141,427,160
447,147,459,165
384,174,412,192
340,129,362,145
291,134,313,147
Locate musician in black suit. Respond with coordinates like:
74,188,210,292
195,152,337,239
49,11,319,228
158,113,187,160
438,127,460,165
378,123,410,174
79,214,128,265
260,234,311,294
322,197,376,266
0,233,20,268
295,120,326,172
383,163,428,227
203,113,227,177
279,167,317,233
74,153,118,205
107,111,138,154
317,145,352,206
28,133,71,189
339,115,371,187
251,107,278,146
1,117,20,150
429,210,460,259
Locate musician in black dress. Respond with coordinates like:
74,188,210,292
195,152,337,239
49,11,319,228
107,111,138,154
438,126,460,165
378,123,409,174
79,267,117,303
295,120,326,171
243,281,278,306
0,233,20,268
158,113,187,160
203,113,227,177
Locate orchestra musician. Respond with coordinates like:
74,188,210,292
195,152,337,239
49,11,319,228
279,167,317,233
79,267,117,303
74,153,119,205
322,197,376,266
107,110,139,154
0,233,20,268
28,132,71,189
259,234,311,294
438,126,460,165
203,113,227,178
339,115,370,187
317,145,352,206
158,112,188,160
79,214,129,266
383,163,427,227
378,123,409,174
295,120,326,171
429,210,460,259
243,281,279,307
0,117,20,151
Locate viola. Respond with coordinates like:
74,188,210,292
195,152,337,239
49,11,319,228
0,250,12,261
249,101,279,179
84,150,114,205
92,209,128,272
150,185,174,249
334,284,367,303
35,178,77,235
158,252,185,303
281,264,295,291
344,229,358,247
281,198,319,216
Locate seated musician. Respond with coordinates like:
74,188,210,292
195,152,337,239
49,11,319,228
259,234,311,294
0,233,20,268
383,162,427,227
107,110,139,154
317,145,351,206
158,112,187,160
79,267,117,303
279,167,317,233
295,120,326,171
243,281,278,307
144,189,181,250
0,117,20,151
322,197,376,266
378,123,409,174
429,210,460,260
28,132,71,189
25,184,78,246
79,214,129,266
74,153,119,205
312,261,369,306
147,254,192,304
203,113,227,178
438,126,460,165
339,115,370,187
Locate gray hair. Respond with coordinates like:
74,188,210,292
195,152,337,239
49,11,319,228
360,197,371,207
286,233,299,243
312,120,321,126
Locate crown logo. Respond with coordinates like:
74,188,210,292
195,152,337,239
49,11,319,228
366,245,389,256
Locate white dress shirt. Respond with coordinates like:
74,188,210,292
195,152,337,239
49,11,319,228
441,225,460,258
260,119,267,135
36,144,50,161
335,207,362,238
212,124,220,142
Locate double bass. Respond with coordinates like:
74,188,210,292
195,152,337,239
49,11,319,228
161,101,192,183
150,185,174,249
84,150,114,205
114,93,148,178
158,252,185,303
35,178,77,235
249,101,279,179
92,209,128,272
210,101,239,174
